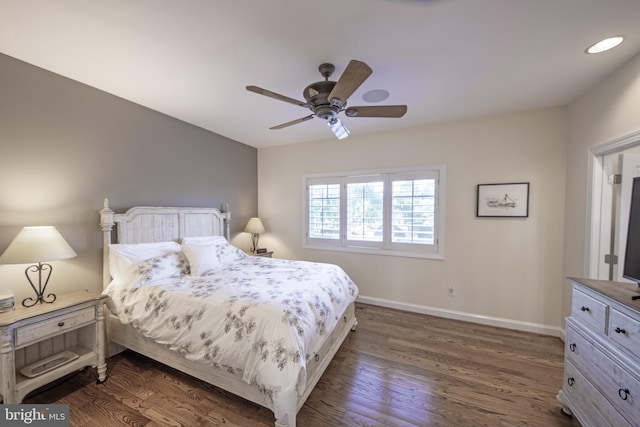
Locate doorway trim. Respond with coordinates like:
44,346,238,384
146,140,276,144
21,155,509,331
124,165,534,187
587,129,640,278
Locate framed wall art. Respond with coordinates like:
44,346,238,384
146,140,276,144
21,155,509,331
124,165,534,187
476,182,529,218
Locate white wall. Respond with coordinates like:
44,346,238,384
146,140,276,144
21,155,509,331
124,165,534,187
564,52,640,316
258,107,568,334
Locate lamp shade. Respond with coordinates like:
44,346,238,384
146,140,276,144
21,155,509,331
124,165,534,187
0,226,77,265
244,218,265,234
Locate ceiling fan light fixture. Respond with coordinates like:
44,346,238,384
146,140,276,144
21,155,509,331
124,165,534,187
585,36,625,54
328,118,350,140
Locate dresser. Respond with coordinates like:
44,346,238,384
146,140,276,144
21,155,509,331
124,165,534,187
0,291,106,403
558,278,640,427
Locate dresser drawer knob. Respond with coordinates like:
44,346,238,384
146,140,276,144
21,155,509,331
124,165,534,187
619,388,630,401
614,327,626,334
580,306,590,312
315,354,320,362
567,377,575,387
569,343,576,352
57,321,65,327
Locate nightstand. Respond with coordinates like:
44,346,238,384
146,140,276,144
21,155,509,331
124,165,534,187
0,291,106,403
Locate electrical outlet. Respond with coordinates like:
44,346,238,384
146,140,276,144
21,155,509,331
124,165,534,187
448,286,455,296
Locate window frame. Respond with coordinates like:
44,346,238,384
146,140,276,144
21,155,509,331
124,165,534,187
303,165,446,259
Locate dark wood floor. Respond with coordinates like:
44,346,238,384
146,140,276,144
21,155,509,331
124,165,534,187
26,303,577,426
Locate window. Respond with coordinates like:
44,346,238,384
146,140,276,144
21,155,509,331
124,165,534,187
308,181,340,239
304,166,445,259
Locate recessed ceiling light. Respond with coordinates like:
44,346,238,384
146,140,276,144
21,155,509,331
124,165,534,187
362,89,390,103
585,36,625,54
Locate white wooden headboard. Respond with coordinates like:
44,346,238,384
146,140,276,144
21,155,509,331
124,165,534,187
99,199,230,287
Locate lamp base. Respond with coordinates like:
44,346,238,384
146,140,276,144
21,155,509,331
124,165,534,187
250,233,260,253
22,262,57,307
22,294,57,307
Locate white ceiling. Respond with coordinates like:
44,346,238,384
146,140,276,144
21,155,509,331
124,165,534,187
1,0,640,148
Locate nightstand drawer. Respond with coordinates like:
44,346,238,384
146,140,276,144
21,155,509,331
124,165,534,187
14,307,95,347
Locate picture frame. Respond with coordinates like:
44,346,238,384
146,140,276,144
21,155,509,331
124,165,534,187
476,182,529,218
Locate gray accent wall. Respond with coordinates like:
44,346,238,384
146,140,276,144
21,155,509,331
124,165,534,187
0,53,257,300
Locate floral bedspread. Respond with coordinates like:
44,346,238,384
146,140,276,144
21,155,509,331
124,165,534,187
104,256,358,425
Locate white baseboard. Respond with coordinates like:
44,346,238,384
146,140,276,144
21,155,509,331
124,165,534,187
356,295,565,340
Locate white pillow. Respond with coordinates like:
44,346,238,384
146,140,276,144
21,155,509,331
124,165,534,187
181,244,222,275
181,235,227,245
109,241,181,280
182,240,246,275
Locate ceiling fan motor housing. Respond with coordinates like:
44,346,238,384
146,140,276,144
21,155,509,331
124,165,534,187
303,80,341,120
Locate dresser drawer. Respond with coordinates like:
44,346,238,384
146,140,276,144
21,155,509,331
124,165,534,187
563,359,630,427
565,324,591,368
608,308,640,361
572,287,608,334
14,307,96,348
568,325,640,424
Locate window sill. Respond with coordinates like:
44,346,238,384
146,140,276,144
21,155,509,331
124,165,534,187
303,244,444,260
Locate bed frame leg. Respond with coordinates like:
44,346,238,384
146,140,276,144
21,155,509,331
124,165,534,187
351,319,358,332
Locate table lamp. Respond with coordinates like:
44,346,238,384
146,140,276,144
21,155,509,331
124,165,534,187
0,226,77,307
244,218,265,253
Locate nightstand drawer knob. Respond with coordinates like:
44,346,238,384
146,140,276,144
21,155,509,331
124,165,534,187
57,321,65,327
567,377,575,386
569,343,576,352
580,306,590,312
614,327,626,334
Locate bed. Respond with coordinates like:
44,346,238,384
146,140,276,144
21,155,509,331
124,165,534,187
99,199,358,427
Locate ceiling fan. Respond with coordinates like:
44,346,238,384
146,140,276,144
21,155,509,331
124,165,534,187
246,60,407,140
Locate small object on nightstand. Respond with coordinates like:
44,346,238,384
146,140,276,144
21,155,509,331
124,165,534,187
254,251,273,258
256,248,268,254
0,290,15,312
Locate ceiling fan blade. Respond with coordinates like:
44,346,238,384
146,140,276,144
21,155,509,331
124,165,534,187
344,105,407,118
270,114,315,130
246,85,309,108
327,118,350,140
327,60,373,107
